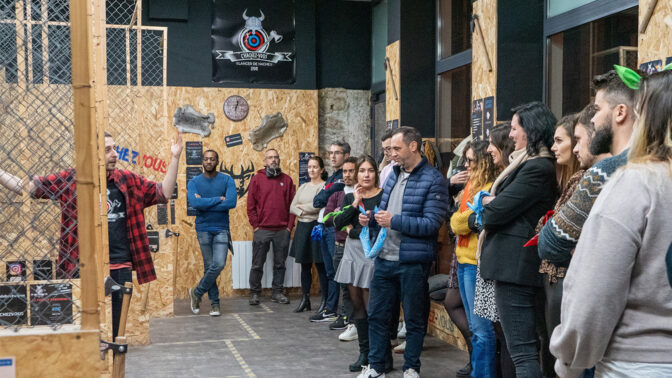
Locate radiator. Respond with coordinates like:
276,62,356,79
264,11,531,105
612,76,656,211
231,241,302,289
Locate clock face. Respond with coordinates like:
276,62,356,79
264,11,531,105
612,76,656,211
223,95,249,122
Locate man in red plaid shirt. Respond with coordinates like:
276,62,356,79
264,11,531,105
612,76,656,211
0,131,183,338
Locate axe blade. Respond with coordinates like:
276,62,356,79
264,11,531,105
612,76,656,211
104,275,122,297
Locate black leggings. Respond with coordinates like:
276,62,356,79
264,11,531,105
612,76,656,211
442,287,472,352
301,262,327,298
348,285,369,321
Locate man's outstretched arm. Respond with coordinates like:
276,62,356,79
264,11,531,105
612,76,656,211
0,169,34,195
161,132,183,199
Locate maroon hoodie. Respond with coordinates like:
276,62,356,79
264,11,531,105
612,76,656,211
246,169,296,231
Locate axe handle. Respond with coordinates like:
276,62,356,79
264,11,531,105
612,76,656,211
141,282,151,313
639,0,658,34
116,282,133,341
474,16,493,72
112,335,127,378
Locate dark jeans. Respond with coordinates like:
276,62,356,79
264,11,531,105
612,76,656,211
368,258,431,373
494,281,544,378
333,243,353,318
249,229,290,295
194,231,229,305
110,267,132,340
320,226,339,312
543,278,562,339
301,262,327,296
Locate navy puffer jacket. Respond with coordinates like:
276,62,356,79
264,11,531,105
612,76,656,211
380,157,449,263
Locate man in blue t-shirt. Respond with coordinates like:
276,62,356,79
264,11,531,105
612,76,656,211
187,150,237,316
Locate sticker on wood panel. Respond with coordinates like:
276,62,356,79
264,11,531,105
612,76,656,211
472,99,484,140
148,231,160,252
225,133,243,148
639,60,662,75
185,141,204,165
170,199,176,224
5,261,26,282
33,260,53,281
30,283,73,326
0,284,27,326
219,162,255,199
157,203,168,225
483,96,494,141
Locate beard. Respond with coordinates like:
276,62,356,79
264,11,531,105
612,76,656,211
589,123,613,156
203,165,217,174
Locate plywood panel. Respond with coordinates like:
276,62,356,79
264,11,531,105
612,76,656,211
163,87,319,299
386,41,401,122
472,0,497,118
638,0,672,64
427,300,467,351
0,329,101,377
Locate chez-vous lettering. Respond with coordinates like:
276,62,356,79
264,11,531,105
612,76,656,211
114,146,167,173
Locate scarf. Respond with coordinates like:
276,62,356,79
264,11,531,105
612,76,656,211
457,181,472,248
476,145,553,260
265,166,282,177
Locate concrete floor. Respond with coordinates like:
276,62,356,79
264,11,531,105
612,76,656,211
126,296,468,378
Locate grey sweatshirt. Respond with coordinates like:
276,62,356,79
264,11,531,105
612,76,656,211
550,163,672,377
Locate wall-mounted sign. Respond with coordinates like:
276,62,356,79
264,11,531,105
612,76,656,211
185,141,204,165
639,60,662,75
186,167,203,216
157,203,168,225
472,99,484,140
147,231,160,252
30,283,73,326
225,133,244,148
0,285,27,326
33,260,53,281
483,96,494,141
298,152,314,186
170,199,176,224
5,261,26,282
212,0,296,84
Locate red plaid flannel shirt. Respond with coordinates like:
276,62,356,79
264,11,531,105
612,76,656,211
32,168,166,284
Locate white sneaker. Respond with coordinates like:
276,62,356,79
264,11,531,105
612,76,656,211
397,321,406,339
339,323,358,341
394,341,406,354
403,368,419,378
357,365,385,378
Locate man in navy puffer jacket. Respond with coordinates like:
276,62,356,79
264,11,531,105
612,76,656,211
358,127,449,378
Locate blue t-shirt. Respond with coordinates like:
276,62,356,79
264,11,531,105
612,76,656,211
186,172,238,232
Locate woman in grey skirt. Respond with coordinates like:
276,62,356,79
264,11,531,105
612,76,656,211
289,156,327,313
334,155,383,372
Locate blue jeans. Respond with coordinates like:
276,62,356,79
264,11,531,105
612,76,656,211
495,281,543,378
368,258,431,373
320,226,339,313
458,263,496,378
194,231,229,305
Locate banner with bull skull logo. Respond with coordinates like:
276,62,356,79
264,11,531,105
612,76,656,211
211,0,296,84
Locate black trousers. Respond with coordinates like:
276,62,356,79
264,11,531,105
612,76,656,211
249,229,290,295
110,267,132,340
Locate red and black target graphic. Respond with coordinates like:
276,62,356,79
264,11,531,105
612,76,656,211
242,30,266,52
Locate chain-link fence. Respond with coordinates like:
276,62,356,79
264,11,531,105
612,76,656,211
0,0,166,331
0,0,79,330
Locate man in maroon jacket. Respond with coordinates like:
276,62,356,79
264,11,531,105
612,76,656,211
246,149,296,305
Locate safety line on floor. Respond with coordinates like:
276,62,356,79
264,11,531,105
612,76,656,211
259,303,273,313
233,314,261,340
225,340,257,378
150,337,251,346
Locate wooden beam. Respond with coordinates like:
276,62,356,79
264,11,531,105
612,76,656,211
69,0,101,330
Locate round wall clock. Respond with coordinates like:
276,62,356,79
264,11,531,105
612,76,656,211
223,95,249,122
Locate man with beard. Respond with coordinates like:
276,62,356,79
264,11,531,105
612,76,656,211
187,150,237,316
247,149,296,305
572,104,611,170
538,69,635,276
1,131,183,339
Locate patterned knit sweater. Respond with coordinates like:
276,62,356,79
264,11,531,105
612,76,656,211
538,150,628,266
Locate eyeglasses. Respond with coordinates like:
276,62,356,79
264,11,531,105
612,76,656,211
465,157,475,164
328,151,344,156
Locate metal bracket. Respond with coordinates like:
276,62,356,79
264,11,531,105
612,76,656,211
100,339,128,360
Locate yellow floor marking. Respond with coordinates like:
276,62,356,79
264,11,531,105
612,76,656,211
225,340,256,378
259,303,273,313
233,314,261,340
150,337,250,346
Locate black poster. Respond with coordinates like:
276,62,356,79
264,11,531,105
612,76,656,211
298,152,314,186
171,183,178,199
472,99,484,140
186,167,203,216
483,96,494,141
639,60,662,74
147,231,160,252
0,284,27,326
185,141,203,165
5,261,26,282
212,0,296,84
33,260,53,281
157,203,168,225
170,199,176,224
30,283,73,326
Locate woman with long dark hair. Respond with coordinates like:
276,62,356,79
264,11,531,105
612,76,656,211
334,155,386,372
479,102,558,377
450,140,498,377
289,156,327,313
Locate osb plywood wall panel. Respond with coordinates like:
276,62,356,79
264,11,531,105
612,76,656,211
472,0,497,114
386,41,401,122
638,0,672,64
0,330,101,378
165,87,319,299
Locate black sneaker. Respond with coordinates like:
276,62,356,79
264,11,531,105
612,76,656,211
271,292,290,304
456,362,472,377
329,315,348,330
249,293,260,306
309,309,337,322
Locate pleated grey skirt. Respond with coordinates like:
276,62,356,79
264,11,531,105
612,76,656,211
334,236,375,289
